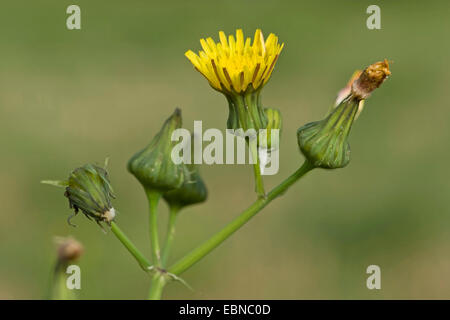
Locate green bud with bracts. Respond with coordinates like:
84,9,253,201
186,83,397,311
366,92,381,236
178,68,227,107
259,107,282,150
128,108,185,193
297,60,391,169
163,131,208,210
297,98,357,168
42,161,117,228
226,88,268,134
163,164,208,210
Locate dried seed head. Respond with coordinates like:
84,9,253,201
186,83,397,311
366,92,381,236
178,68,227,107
351,59,391,99
297,60,391,169
56,237,84,263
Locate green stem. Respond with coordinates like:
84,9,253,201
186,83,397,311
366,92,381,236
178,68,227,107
148,272,167,300
110,221,152,271
146,190,162,267
168,161,314,276
250,140,265,198
253,163,265,198
161,205,180,266
48,262,79,300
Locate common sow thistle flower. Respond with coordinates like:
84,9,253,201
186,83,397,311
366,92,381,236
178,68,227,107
297,60,391,169
185,29,284,135
42,162,117,228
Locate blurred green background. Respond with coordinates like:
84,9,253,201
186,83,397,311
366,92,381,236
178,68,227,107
1,0,450,299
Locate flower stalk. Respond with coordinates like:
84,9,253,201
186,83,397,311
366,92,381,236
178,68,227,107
147,190,162,267
161,205,180,266
250,140,266,197
110,221,151,271
145,161,313,299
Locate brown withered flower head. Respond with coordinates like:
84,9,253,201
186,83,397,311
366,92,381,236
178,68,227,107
351,59,391,100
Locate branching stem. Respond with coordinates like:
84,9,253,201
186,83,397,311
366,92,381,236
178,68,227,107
169,161,314,276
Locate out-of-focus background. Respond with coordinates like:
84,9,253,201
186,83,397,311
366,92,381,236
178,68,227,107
1,0,449,299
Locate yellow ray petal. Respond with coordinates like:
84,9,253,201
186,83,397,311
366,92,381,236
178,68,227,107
185,29,283,93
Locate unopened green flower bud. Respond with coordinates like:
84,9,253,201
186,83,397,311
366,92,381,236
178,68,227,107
128,109,185,193
163,164,207,209
297,99,357,168
297,60,391,169
42,161,117,228
66,164,116,224
259,107,282,150
163,131,207,209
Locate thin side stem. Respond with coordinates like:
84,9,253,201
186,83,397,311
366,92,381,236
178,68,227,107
161,205,180,266
146,190,162,267
250,140,265,198
110,221,152,271
168,161,314,276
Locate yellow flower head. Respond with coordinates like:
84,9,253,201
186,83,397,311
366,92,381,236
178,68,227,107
185,29,284,94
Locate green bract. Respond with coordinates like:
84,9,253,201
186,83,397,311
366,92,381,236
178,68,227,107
42,162,117,227
128,109,185,193
163,164,207,209
66,164,116,224
297,97,358,169
259,107,282,150
226,88,268,134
